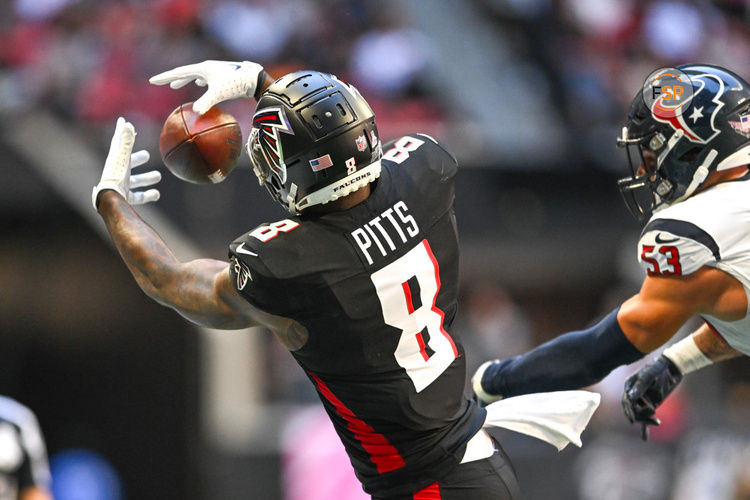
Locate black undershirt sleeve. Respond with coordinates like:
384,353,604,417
483,308,645,397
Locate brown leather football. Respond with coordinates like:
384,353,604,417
159,103,242,184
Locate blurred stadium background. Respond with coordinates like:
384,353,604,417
2,0,750,498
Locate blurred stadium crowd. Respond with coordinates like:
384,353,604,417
0,0,444,154
4,0,750,168
3,0,750,499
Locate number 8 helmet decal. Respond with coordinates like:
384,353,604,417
617,64,750,221
247,71,382,214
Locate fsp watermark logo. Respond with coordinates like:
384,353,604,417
642,68,694,120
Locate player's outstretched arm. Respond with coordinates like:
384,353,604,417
622,322,742,439
692,322,743,361
149,60,275,114
473,267,742,404
472,307,645,404
97,192,261,329
93,118,267,330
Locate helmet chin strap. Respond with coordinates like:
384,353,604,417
657,129,685,168
294,161,382,214
286,183,299,215
673,148,718,203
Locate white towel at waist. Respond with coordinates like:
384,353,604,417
482,390,601,451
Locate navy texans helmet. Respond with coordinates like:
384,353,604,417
617,64,750,221
247,71,382,214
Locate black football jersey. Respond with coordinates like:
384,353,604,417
229,134,485,497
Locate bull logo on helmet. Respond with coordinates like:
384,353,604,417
250,107,295,183
651,72,740,145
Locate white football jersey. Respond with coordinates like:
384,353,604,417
637,174,750,355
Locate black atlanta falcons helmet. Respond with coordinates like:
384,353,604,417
247,71,382,214
617,64,750,221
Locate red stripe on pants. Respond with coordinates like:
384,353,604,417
413,482,441,499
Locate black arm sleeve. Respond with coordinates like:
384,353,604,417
483,308,645,397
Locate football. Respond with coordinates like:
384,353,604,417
159,103,243,184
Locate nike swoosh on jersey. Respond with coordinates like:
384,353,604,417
655,233,680,244
236,243,258,256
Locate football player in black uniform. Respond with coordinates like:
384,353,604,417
93,61,520,499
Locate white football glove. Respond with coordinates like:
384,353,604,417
149,60,265,115
92,117,161,210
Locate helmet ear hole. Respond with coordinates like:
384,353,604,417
679,147,702,162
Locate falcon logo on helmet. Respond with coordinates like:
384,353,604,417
249,107,295,184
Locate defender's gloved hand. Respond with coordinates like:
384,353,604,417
92,117,161,210
622,355,683,441
149,60,265,114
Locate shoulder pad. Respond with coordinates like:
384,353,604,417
245,219,301,245
638,218,720,276
382,134,458,181
229,218,302,265
228,218,302,293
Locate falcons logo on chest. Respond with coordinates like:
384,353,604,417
251,107,295,182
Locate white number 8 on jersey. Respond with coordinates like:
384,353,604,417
371,239,458,392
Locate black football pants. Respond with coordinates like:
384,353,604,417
372,438,520,500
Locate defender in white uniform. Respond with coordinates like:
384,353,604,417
639,176,750,355
472,64,750,440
